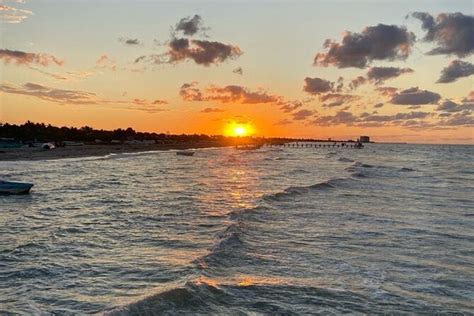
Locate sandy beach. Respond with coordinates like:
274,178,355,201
0,142,234,161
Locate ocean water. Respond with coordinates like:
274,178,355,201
1,144,473,314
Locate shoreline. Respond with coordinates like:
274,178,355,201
0,142,235,162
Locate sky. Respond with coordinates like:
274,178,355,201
0,0,473,143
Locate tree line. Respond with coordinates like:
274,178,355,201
0,121,230,143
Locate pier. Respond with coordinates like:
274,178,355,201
262,141,364,149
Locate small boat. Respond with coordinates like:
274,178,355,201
0,181,34,194
42,143,55,150
176,150,195,156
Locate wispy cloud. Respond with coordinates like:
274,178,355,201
0,82,169,113
0,49,63,66
0,1,32,24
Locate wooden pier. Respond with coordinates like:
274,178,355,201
263,142,364,149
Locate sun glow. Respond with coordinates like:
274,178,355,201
225,121,254,137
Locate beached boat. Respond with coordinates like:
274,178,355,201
176,150,195,156
0,181,34,194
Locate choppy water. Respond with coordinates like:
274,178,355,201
1,144,473,314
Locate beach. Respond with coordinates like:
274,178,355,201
0,142,235,161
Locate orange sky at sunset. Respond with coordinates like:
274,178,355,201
1,1,473,143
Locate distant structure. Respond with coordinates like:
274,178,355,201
359,136,370,143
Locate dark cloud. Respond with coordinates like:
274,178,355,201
175,14,206,36
350,67,413,90
233,67,243,75
437,60,474,83
312,109,435,128
367,66,413,84
349,76,367,90
136,38,242,66
439,111,474,126
390,87,441,105
303,77,334,95
119,37,141,45
279,101,303,113
313,111,358,126
436,99,474,112
180,82,280,104
411,12,474,57
321,94,359,107
314,24,415,68
292,109,314,121
0,49,63,66
200,107,225,113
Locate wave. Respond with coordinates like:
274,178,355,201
337,157,354,163
263,178,350,202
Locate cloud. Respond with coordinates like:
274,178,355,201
0,49,63,66
233,66,243,75
174,14,207,36
303,77,335,95
349,76,367,90
0,2,33,24
367,66,413,84
96,54,116,71
314,24,415,68
274,118,293,125
465,91,474,102
312,109,436,128
28,66,95,82
313,111,358,126
440,111,474,126
279,100,303,113
436,99,474,112
119,37,141,45
200,107,225,113
321,93,359,107
136,38,242,66
437,60,474,83
375,86,398,96
0,81,168,113
411,12,474,57
132,98,168,106
390,87,441,105
292,109,314,120
0,82,96,104
349,67,413,90
179,82,280,104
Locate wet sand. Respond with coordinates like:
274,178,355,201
0,142,234,161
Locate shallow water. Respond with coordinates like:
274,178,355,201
1,144,473,314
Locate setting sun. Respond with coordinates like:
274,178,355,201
225,121,254,137
234,126,247,136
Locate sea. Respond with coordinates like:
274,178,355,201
1,144,473,314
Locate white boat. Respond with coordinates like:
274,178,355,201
42,143,55,150
176,150,195,156
0,181,34,194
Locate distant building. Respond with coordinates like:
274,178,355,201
359,136,370,143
